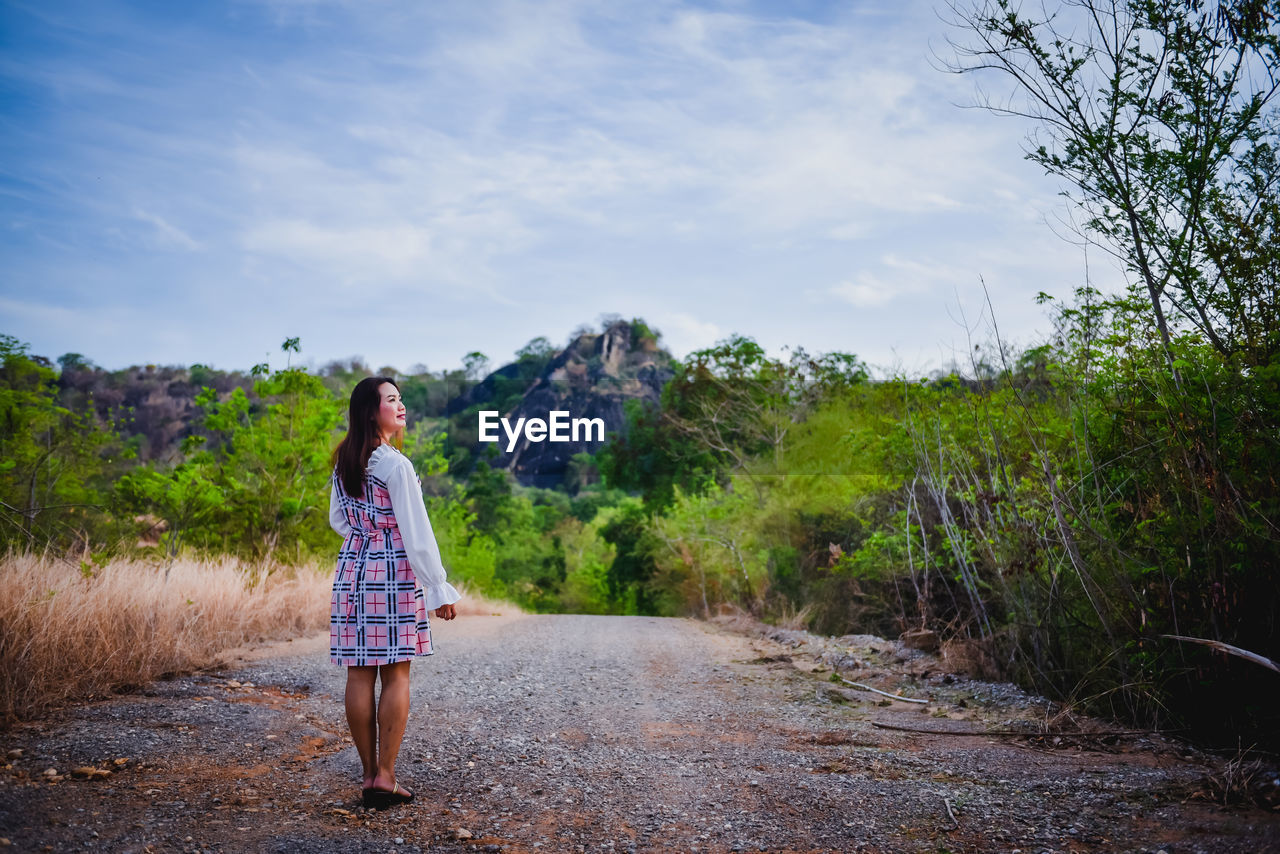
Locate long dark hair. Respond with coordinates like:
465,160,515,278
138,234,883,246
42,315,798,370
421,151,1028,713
331,376,401,498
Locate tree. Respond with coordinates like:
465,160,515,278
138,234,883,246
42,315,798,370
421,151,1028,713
56,353,93,373
598,336,867,509
515,336,555,361
462,351,490,381
178,339,344,561
597,396,719,511
945,0,1280,370
662,336,869,483
599,498,659,613
464,460,515,535
114,462,221,559
0,336,119,551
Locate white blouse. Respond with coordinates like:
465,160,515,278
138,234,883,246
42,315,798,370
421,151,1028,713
329,443,462,612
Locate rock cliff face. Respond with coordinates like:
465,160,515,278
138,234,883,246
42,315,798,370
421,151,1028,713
462,321,674,487
56,363,254,461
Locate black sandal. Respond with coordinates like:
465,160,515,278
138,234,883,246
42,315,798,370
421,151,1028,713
363,781,414,809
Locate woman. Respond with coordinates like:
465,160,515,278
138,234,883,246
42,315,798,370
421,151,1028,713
328,376,461,809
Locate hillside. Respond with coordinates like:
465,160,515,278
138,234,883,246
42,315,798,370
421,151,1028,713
47,318,675,488
448,319,675,486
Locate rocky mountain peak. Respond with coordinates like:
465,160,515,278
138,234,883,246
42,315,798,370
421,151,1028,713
466,318,674,487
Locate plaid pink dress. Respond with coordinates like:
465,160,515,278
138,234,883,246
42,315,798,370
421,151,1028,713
329,466,434,666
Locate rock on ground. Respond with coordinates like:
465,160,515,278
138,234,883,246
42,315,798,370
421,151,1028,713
2,613,1277,853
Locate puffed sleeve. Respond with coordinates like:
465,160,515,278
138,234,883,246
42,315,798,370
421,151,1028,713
329,474,352,538
385,458,462,611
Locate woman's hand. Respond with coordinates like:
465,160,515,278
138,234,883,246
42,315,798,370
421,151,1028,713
435,603,457,620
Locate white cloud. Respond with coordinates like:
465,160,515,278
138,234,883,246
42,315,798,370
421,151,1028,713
824,221,871,241
132,208,201,251
825,274,900,308
658,312,723,356
0,295,84,327
818,251,974,309
243,220,430,277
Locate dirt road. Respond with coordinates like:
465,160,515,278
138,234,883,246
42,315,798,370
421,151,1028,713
2,613,1277,853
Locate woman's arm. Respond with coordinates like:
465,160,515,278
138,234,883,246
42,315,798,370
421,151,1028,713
329,475,353,537
386,459,462,611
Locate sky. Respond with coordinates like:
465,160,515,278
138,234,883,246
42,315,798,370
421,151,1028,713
0,0,1124,377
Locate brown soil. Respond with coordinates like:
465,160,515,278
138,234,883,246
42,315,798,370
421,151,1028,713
1,613,1277,853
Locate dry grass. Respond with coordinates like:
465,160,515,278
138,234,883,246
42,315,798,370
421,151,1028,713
939,635,1004,680
0,553,520,722
0,553,332,722
1199,747,1280,808
451,584,523,618
774,601,816,631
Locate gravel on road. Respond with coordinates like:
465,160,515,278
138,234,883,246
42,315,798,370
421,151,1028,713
2,612,1277,853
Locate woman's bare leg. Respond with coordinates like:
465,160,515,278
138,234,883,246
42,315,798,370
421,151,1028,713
344,665,379,788
370,660,412,794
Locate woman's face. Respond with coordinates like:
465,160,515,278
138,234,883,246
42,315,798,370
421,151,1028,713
374,382,406,440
